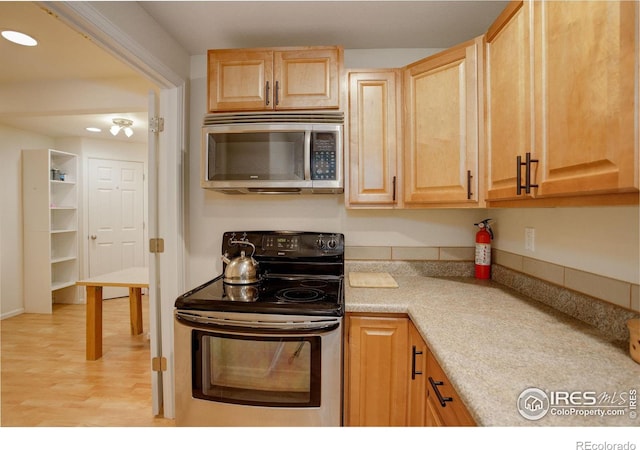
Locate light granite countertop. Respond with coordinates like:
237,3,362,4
345,274,640,426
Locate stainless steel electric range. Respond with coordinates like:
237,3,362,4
174,230,344,427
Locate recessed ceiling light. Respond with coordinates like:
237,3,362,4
1,30,38,47
86,127,101,133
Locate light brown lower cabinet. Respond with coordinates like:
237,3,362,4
407,320,428,426
425,348,476,426
344,313,475,427
425,395,445,427
344,314,409,426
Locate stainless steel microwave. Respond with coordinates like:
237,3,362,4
201,113,343,194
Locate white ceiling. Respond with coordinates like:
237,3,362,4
0,1,508,145
139,1,508,53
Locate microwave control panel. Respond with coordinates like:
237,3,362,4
310,132,337,180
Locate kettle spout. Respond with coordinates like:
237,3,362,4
221,253,231,265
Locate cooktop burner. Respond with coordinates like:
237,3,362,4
276,287,325,303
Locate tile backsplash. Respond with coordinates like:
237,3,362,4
345,245,474,261
345,245,640,343
493,249,639,313
345,245,639,313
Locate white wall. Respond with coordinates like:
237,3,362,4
0,127,148,318
187,49,639,290
491,207,639,284
0,124,55,318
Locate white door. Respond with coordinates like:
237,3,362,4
88,158,145,298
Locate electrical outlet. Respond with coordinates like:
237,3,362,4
525,227,535,251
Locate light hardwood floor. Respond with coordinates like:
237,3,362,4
1,296,174,427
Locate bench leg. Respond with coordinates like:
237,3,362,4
129,287,143,335
86,286,103,360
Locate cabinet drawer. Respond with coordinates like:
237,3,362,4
426,350,475,426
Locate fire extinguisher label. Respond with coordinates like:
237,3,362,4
475,243,491,265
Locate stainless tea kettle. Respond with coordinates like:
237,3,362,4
221,241,259,285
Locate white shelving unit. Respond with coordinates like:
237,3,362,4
22,149,79,313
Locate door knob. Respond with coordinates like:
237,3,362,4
90,235,97,240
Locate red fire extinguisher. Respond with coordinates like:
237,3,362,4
474,219,493,279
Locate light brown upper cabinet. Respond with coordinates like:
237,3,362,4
208,46,342,112
485,0,639,206
485,1,533,202
403,37,484,207
347,70,402,207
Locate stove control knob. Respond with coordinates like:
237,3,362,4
315,239,326,249
327,238,337,249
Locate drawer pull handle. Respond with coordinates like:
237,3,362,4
411,345,423,380
429,376,453,407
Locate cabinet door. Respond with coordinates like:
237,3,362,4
274,48,341,110
403,38,481,206
407,321,427,426
208,50,273,111
425,395,445,427
426,349,475,426
485,1,534,201
346,316,409,426
534,0,639,197
347,70,401,206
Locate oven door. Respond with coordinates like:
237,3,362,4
174,310,343,426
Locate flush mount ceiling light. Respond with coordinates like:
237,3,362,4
110,118,134,138
1,30,38,47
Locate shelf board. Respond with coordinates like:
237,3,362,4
50,179,76,185
51,280,76,291
50,206,77,210
51,229,77,234
51,256,77,264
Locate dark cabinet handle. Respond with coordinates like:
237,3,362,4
525,152,538,193
466,170,473,200
392,175,397,202
517,152,539,195
517,155,523,195
429,376,453,407
265,81,270,106
275,80,280,106
411,345,422,380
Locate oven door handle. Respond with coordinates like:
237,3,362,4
176,311,341,335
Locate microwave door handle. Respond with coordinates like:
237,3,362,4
304,131,311,181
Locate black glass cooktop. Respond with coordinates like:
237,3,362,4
175,274,344,317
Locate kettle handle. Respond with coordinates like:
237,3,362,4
229,240,256,257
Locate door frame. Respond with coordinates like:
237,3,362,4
45,1,187,419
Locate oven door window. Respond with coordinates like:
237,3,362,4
192,331,321,407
